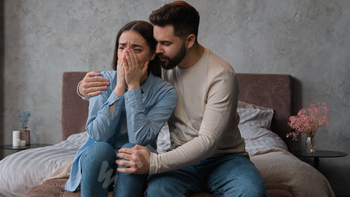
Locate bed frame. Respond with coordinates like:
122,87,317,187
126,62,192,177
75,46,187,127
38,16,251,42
61,72,293,148
24,72,295,197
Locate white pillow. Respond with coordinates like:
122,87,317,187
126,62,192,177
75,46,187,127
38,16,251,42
239,124,288,154
237,108,288,154
237,108,274,129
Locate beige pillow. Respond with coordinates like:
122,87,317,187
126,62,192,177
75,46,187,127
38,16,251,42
237,100,273,111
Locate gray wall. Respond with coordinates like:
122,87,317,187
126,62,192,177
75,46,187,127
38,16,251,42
1,0,349,195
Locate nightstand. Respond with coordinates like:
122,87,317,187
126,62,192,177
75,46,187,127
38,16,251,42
290,150,348,170
0,144,52,159
0,144,52,150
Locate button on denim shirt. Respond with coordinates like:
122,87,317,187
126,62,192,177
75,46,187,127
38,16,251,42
65,71,177,191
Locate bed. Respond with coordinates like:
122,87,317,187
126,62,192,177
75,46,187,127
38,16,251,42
0,72,335,197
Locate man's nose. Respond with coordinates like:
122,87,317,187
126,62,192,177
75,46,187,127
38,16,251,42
155,43,163,54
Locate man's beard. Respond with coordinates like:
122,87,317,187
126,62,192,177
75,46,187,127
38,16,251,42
158,44,186,70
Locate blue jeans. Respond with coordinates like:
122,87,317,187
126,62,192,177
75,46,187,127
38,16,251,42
145,154,269,197
80,142,147,197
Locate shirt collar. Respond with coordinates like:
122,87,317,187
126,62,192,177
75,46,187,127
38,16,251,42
140,72,155,94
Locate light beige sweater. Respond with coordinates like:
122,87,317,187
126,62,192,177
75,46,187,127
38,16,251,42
150,48,247,174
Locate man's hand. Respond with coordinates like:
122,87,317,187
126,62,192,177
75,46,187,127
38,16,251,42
116,145,151,174
78,71,109,98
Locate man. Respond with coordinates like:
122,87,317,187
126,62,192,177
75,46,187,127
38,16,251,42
78,1,268,196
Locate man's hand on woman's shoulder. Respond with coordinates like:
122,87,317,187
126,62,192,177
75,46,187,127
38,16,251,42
78,71,110,98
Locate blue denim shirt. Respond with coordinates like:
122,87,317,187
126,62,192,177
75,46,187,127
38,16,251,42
65,71,177,191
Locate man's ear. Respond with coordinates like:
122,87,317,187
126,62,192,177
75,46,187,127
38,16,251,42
186,34,196,49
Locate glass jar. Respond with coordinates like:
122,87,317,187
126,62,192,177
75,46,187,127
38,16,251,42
20,127,30,146
305,134,315,153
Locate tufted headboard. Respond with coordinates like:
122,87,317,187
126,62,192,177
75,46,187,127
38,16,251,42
61,72,293,148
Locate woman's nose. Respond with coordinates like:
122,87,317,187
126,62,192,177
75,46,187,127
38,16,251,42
122,47,130,54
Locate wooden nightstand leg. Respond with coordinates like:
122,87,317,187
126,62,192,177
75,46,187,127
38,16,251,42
314,157,320,170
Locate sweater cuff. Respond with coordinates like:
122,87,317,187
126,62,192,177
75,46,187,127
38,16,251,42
149,152,158,175
77,80,89,101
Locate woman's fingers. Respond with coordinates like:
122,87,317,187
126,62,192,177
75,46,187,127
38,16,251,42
124,48,139,70
129,49,138,69
122,48,149,90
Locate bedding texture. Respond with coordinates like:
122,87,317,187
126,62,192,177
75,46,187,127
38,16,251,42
0,132,87,197
251,149,335,197
0,130,171,197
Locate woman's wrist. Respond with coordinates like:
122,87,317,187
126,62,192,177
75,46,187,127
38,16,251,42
114,84,126,96
127,83,140,90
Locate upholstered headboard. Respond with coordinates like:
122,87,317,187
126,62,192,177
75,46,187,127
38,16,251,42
61,72,89,141
235,73,293,147
61,72,293,148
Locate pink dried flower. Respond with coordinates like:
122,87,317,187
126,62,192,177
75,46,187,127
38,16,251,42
286,103,329,140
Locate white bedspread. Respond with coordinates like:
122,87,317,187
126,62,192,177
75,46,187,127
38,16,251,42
0,132,87,197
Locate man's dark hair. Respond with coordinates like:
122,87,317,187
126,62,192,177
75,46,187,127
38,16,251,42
149,1,200,41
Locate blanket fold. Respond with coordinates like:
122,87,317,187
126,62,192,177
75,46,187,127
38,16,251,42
41,161,73,184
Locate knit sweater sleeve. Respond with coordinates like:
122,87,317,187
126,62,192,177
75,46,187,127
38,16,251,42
150,71,239,174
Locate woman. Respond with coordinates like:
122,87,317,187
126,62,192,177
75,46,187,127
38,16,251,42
65,21,178,197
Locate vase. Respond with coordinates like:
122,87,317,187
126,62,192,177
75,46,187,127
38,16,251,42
20,127,30,146
305,134,315,153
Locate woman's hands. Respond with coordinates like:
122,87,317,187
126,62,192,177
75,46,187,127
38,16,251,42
114,52,127,96
124,48,149,90
78,49,149,98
